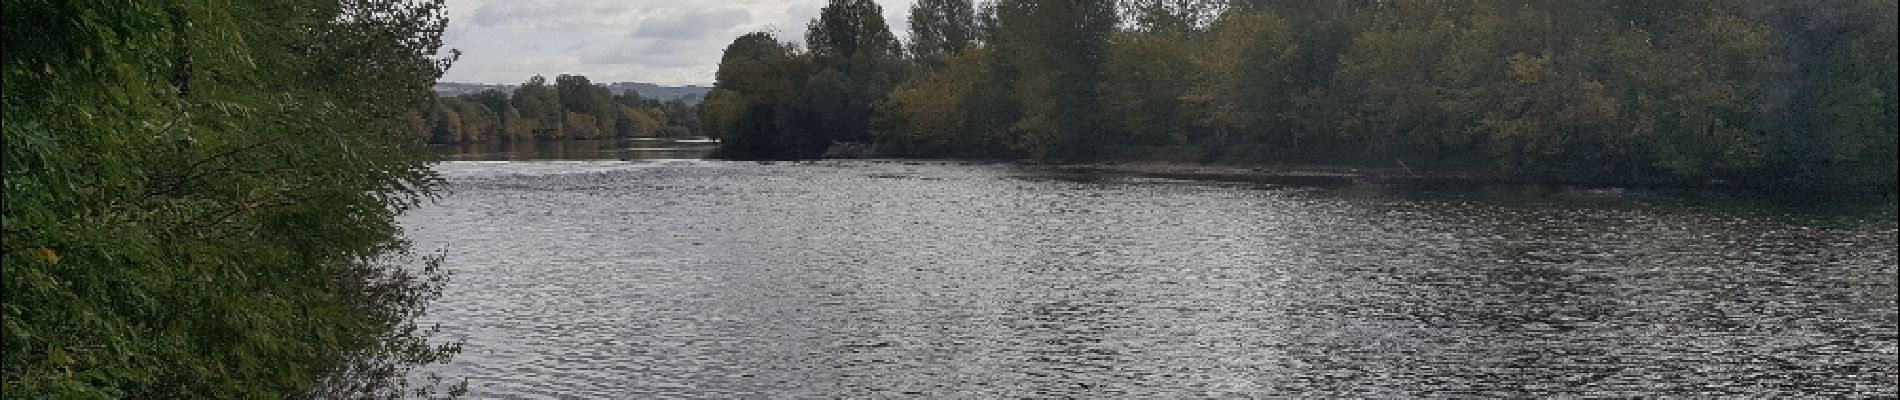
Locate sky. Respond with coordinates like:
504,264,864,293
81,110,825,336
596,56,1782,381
439,0,917,86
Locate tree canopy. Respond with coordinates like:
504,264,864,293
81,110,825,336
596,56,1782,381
910,0,979,61
700,1,910,160
701,0,1895,192
414,74,698,144
4,0,464,397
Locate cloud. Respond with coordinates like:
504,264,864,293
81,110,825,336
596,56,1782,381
631,7,752,39
469,2,562,27
581,40,713,68
467,0,642,30
439,0,918,85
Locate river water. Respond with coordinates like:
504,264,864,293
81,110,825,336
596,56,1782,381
403,142,1897,397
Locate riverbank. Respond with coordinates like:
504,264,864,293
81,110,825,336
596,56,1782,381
1082,144,1719,191
1047,161,1900,204
1057,161,1501,188
824,142,1895,198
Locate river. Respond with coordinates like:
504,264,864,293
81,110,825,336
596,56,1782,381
402,140,1897,397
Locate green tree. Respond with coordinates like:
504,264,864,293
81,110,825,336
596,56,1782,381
993,0,1120,159
563,112,603,139
700,32,813,159
1191,10,1294,146
430,99,466,143
909,0,978,62
1332,1,1508,166
1102,31,1195,145
550,74,613,139
659,99,703,137
700,0,1895,193
808,0,903,65
3,0,461,397
792,0,909,157
513,75,562,139
470,89,511,116
876,47,1010,156
502,105,532,141
1752,0,1898,189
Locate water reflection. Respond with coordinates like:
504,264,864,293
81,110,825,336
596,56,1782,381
402,159,1898,398
435,138,717,161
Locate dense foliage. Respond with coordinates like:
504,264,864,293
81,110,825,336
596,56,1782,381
698,0,910,159
3,0,462,397
704,0,1897,191
413,75,703,144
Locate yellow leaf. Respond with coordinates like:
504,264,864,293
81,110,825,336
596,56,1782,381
51,348,75,380
34,247,59,265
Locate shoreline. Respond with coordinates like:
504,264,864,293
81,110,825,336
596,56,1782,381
1058,161,1499,188
832,157,1897,201
1055,161,1657,191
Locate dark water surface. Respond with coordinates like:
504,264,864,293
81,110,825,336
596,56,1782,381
401,157,1898,397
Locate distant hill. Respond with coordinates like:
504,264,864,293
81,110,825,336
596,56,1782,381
434,81,712,105
431,82,514,98
605,82,712,105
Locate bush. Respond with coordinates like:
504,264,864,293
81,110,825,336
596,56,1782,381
2,1,462,397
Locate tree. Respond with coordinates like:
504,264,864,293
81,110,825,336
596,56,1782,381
563,112,603,139
876,46,1012,156
470,89,510,115
659,99,703,136
1751,0,1898,189
4,0,461,397
430,100,466,143
1331,1,1503,166
994,0,1120,159
698,0,1895,192
618,106,664,137
1622,13,1775,178
1192,10,1294,146
909,0,978,62
550,74,618,139
808,0,903,67
513,75,562,139
502,105,532,141
700,32,814,159
1102,31,1195,145
794,0,909,157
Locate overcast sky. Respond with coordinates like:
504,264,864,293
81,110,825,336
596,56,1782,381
440,0,917,86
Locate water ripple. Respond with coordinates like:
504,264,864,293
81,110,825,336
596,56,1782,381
403,160,1898,398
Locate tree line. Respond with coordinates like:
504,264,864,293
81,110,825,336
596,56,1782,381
702,0,1897,191
5,0,459,397
413,74,704,144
